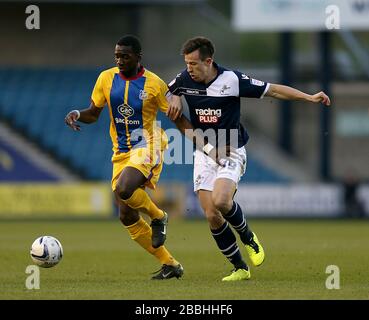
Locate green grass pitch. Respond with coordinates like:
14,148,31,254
1,218,368,300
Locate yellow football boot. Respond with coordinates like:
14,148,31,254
245,232,265,267
222,268,251,281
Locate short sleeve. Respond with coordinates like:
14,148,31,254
235,71,270,99
168,72,185,96
91,72,107,108
156,77,170,113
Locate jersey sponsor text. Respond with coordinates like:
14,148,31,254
195,108,222,123
115,117,140,125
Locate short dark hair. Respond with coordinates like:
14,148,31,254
181,36,215,60
116,35,142,55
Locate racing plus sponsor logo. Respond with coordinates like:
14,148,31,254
116,103,140,125
195,108,221,123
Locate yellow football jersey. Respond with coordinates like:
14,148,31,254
91,66,169,159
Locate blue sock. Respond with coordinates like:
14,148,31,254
211,222,247,270
223,202,253,244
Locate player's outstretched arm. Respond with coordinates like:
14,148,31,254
65,101,103,131
265,84,331,106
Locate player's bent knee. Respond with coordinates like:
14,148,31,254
115,184,135,200
119,207,139,226
212,197,232,213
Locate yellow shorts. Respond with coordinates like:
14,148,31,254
111,147,164,192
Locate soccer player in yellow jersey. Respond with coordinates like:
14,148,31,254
65,35,183,280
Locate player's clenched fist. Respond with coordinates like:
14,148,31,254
166,94,183,121
65,109,81,131
311,91,331,106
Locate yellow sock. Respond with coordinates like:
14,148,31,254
122,188,164,220
125,216,178,266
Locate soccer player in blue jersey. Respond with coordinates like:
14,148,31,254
65,35,183,280
167,36,331,281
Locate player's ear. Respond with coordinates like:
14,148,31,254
205,57,213,66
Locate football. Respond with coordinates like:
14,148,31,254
30,236,63,268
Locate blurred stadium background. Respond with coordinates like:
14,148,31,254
0,0,369,300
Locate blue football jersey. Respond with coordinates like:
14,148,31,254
168,63,270,147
